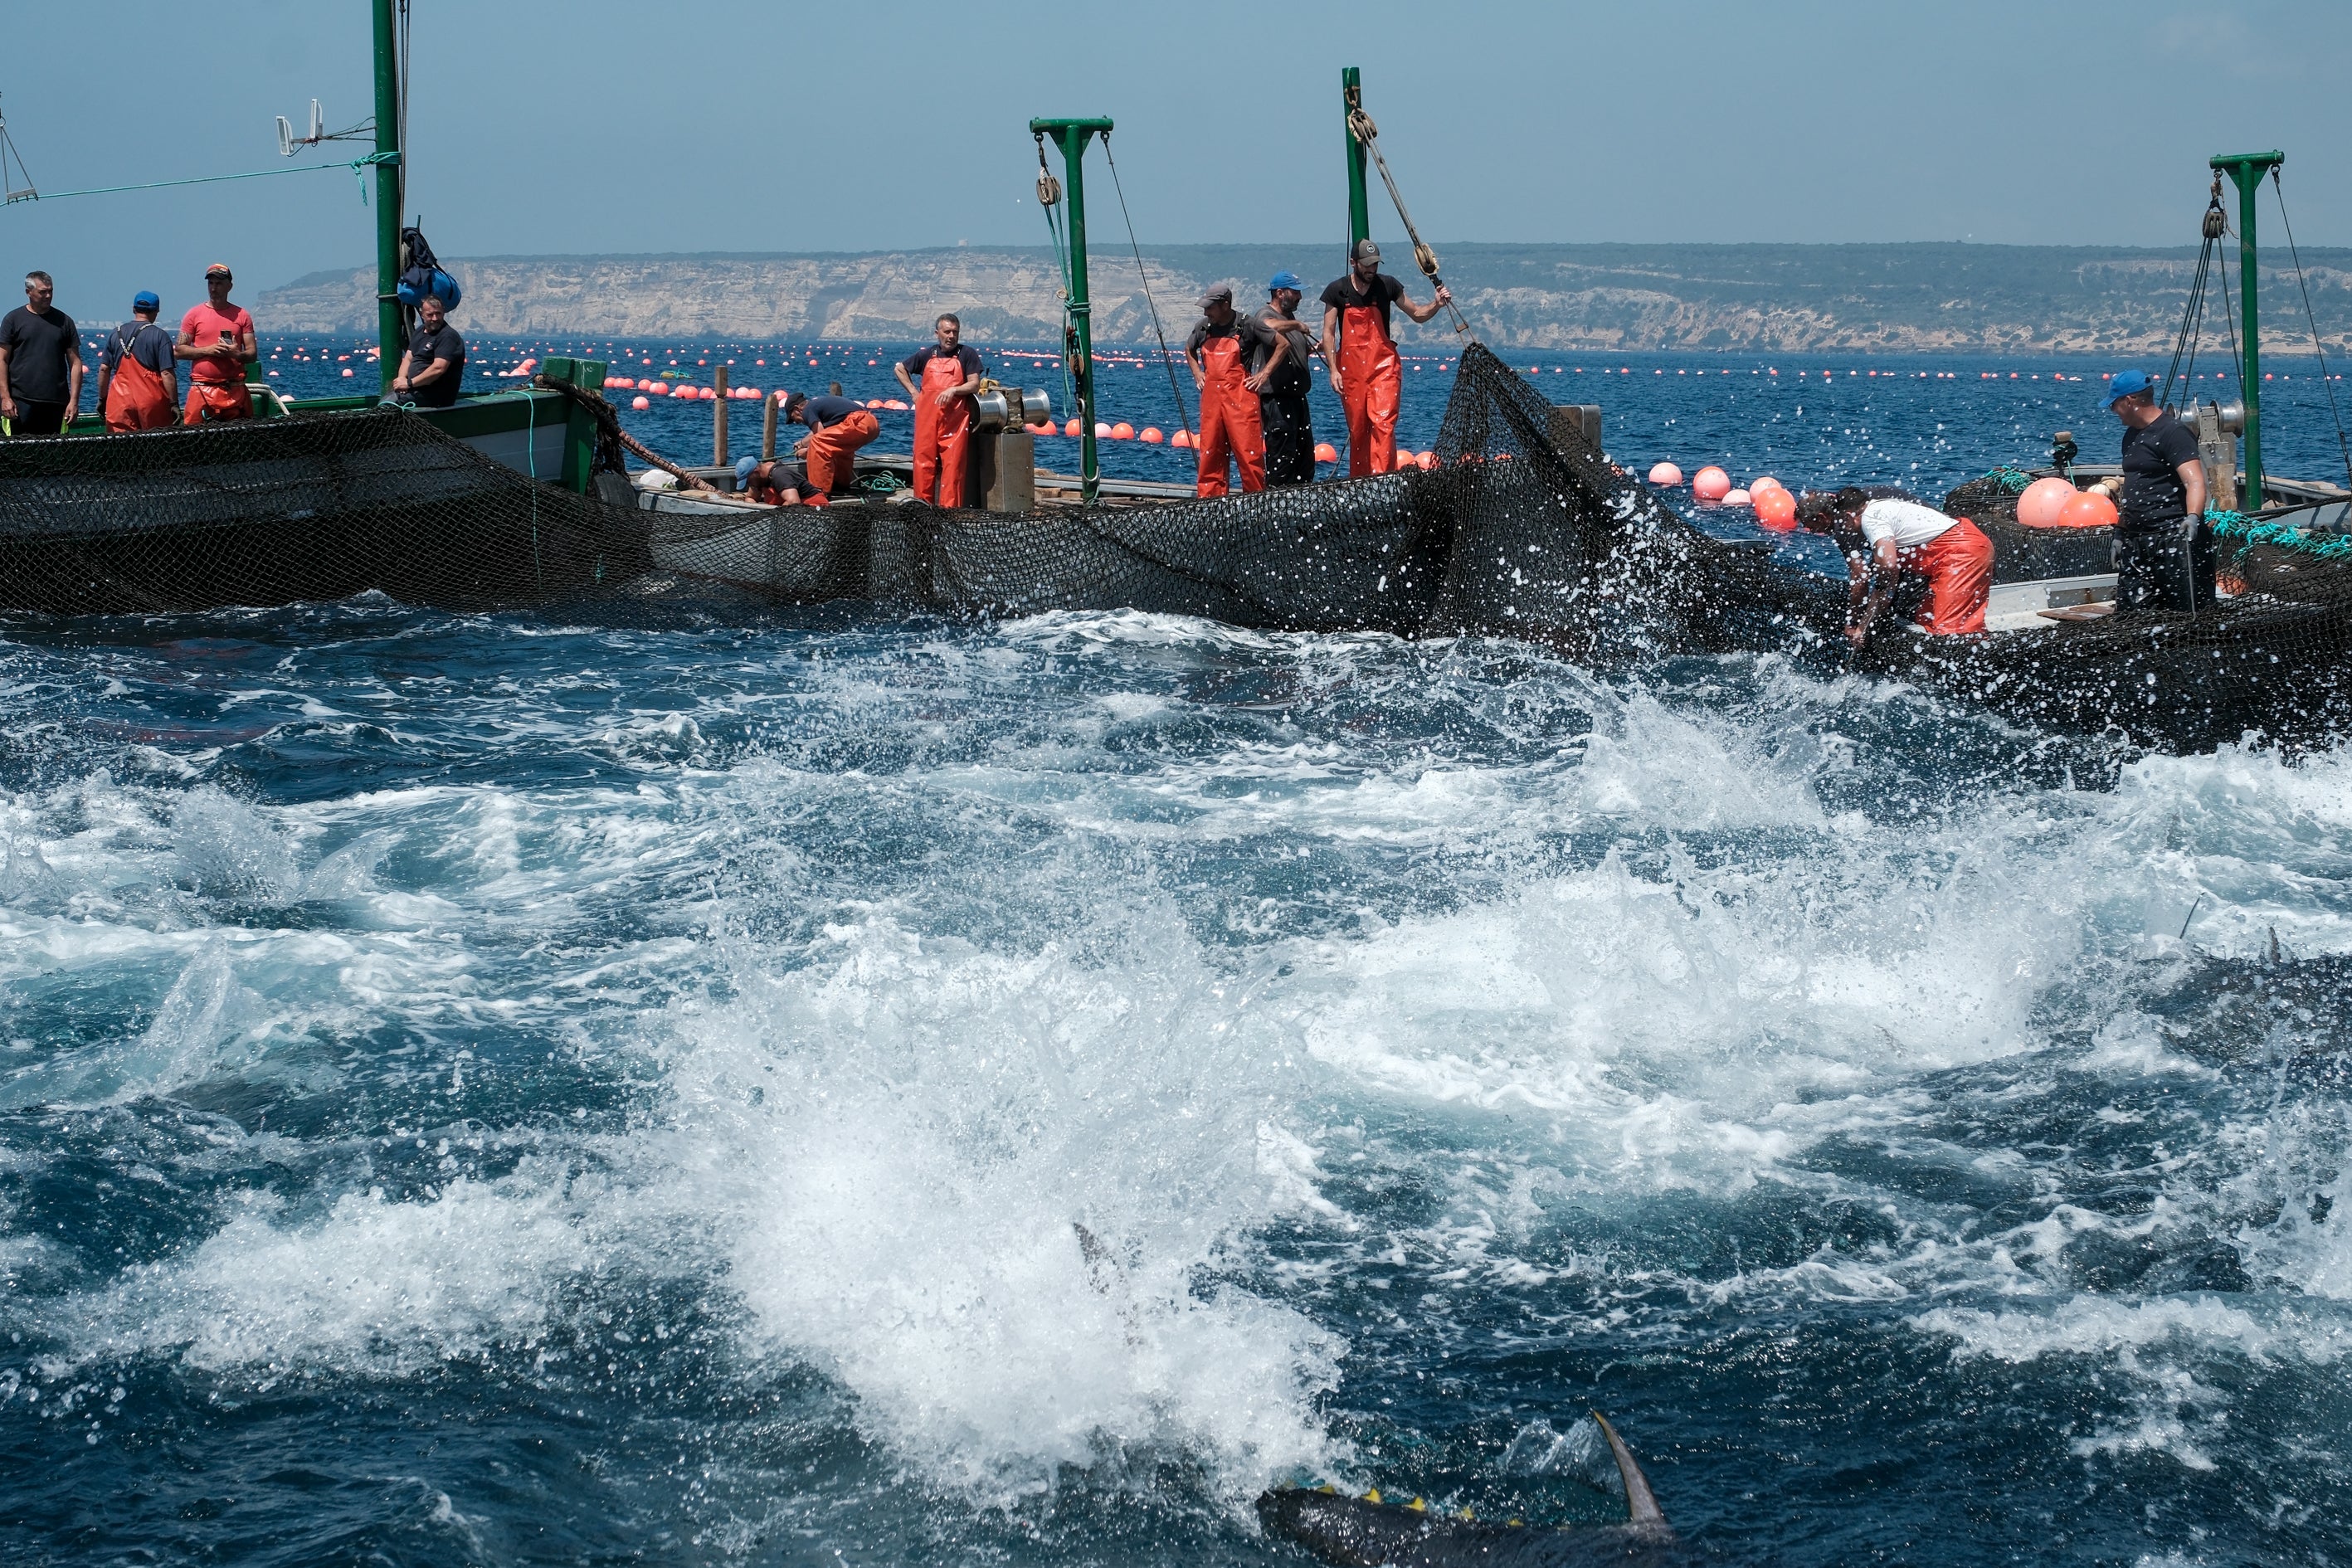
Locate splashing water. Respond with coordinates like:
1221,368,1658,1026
0,590,2348,1566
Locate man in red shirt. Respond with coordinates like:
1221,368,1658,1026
175,263,258,425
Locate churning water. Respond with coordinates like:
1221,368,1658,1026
3,343,2350,1566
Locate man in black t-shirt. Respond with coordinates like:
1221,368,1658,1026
783,388,881,497
2094,369,2213,611
1254,271,1321,485
392,295,466,408
894,314,985,506
0,270,85,436
1185,285,1283,495
1319,240,1450,477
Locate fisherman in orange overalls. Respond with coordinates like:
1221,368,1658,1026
1318,240,1451,478
174,264,257,425
894,313,983,507
99,290,179,432
1184,284,1285,498
1799,487,1994,643
785,389,882,499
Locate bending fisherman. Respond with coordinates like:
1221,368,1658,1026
894,313,983,508
784,389,881,500
2093,369,2214,611
733,455,817,508
99,290,179,432
1186,284,1280,497
1320,240,1450,478
1799,487,1993,645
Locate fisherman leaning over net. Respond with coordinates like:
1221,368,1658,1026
1799,487,1994,645
175,263,258,425
782,389,879,502
1320,239,1451,478
894,314,984,509
2088,369,2216,612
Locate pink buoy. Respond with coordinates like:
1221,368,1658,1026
1692,465,1731,501
1724,488,1751,505
1094,421,1113,439
631,395,650,411
1749,475,1784,494
1648,462,1682,486
2016,476,2077,529
342,368,353,377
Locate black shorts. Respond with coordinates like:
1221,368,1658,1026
1259,392,1315,486
2114,521,2217,612
5,399,66,436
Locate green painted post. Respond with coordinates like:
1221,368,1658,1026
372,0,403,398
1342,67,1369,255
1030,117,1112,505
2213,149,2282,509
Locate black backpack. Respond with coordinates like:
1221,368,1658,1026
395,226,461,311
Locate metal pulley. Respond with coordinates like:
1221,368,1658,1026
1037,171,1061,207
2202,173,2227,240
971,384,1054,433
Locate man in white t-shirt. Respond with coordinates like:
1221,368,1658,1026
1797,487,1994,645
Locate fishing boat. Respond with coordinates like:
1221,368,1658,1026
0,0,646,616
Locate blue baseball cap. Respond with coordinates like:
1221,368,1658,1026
733,455,761,485
1269,270,1304,293
2104,368,2155,406
131,290,159,312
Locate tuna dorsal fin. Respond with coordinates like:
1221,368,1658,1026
1591,1412,1668,1531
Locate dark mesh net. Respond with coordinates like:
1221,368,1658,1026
0,408,649,616
2,347,2345,752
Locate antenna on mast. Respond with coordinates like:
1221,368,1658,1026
274,99,369,158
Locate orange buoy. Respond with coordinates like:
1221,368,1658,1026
1417,451,1438,470
1171,428,1193,448
1724,488,1751,505
1648,462,1683,486
341,368,353,377
631,395,650,411
2016,475,2077,528
1393,450,1418,471
1110,421,1135,440
1754,487,1799,529
1140,426,1164,444
866,398,884,408
2057,489,2119,529
1064,418,1083,437
1313,442,1338,463
1692,465,1731,501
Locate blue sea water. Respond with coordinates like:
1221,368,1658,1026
5,338,2352,1566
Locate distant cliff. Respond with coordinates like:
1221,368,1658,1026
257,242,2352,353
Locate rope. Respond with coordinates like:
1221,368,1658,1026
2269,168,2352,492
1,150,397,208
2208,507,2352,561
533,374,709,489
1100,134,1195,442
1344,106,1469,337
1033,134,1080,424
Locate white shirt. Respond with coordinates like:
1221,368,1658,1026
1857,498,1959,552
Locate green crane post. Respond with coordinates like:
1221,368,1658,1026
1342,67,1369,256
372,0,404,397
1030,116,1112,505
2212,149,2282,509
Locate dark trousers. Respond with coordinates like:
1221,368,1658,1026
1259,390,1315,486
4,399,66,435
2115,521,2217,612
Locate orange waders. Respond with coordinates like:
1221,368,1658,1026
1337,304,1401,479
1194,334,1266,498
806,409,880,495
911,357,972,508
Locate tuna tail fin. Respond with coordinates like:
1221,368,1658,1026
1591,1411,1670,1532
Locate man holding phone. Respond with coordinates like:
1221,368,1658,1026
175,263,257,424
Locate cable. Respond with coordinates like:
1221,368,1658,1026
2271,168,2352,492
1,152,396,207
1100,134,1195,442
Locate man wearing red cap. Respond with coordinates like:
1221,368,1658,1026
175,264,257,425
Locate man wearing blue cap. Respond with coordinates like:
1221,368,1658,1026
1256,273,1321,485
2097,368,2213,611
98,290,178,431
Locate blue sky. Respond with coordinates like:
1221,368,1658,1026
2,0,2345,320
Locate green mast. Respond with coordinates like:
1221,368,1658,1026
1030,117,1110,505
372,0,404,397
1342,67,1369,255
2212,149,2282,509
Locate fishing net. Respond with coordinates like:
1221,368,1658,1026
0,407,648,616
